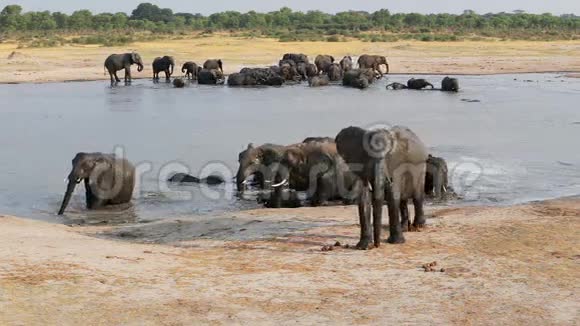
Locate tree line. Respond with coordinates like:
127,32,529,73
1,3,578,39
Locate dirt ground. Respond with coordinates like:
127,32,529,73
1,198,579,325
0,37,579,84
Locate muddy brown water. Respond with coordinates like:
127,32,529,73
0,74,579,224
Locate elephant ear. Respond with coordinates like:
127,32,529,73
330,56,335,62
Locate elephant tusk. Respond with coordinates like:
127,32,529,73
271,179,288,188
76,178,83,184
442,185,447,193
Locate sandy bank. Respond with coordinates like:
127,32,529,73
1,198,579,324
0,38,579,84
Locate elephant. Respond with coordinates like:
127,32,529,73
325,63,343,81
407,78,434,90
425,155,453,200
228,72,258,86
302,137,334,144
309,75,330,87
357,54,389,78
276,62,302,81
198,69,225,85
182,62,201,80
232,68,285,86
172,78,185,88
104,52,144,83
335,125,428,249
236,143,287,192
152,56,175,80
167,173,225,185
297,62,318,80
57,152,135,215
203,59,223,73
343,69,375,89
442,77,459,92
282,53,309,64
340,56,353,72
386,82,408,90
315,55,335,74
269,142,361,208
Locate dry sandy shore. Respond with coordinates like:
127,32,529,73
1,198,579,325
0,37,579,84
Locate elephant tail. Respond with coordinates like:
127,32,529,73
103,65,107,76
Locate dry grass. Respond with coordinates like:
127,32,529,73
0,36,579,83
0,197,579,325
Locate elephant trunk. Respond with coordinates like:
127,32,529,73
170,63,174,76
137,63,144,72
385,63,390,74
181,65,186,73
58,179,77,215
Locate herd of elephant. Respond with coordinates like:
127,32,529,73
57,125,455,250
103,52,459,91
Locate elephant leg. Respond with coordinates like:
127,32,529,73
84,181,106,209
124,67,131,82
108,71,115,83
165,70,170,80
311,175,333,207
113,71,121,83
413,192,426,228
386,183,405,244
356,186,372,249
400,200,410,232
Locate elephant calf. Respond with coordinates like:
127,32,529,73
340,56,353,72
182,61,201,80
198,69,225,85
173,78,185,88
407,78,434,90
343,69,375,89
152,56,175,80
442,77,459,92
309,75,330,87
315,54,335,73
386,82,408,90
58,153,135,215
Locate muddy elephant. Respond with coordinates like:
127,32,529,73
340,56,353,72
182,62,201,80
297,62,318,80
386,82,408,90
442,77,459,92
315,55,335,73
275,62,302,81
335,126,428,248
172,78,185,88
167,173,225,185
236,143,287,192
282,53,309,64
269,142,361,208
407,78,434,90
325,63,343,81
152,56,175,80
198,69,225,85
309,75,330,87
203,59,223,73
58,153,135,215
343,69,375,89
104,52,144,83
357,54,389,78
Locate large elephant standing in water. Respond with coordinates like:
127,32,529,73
58,153,135,215
335,126,428,249
198,69,225,85
315,55,335,73
357,54,389,78
152,56,175,80
104,52,144,83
